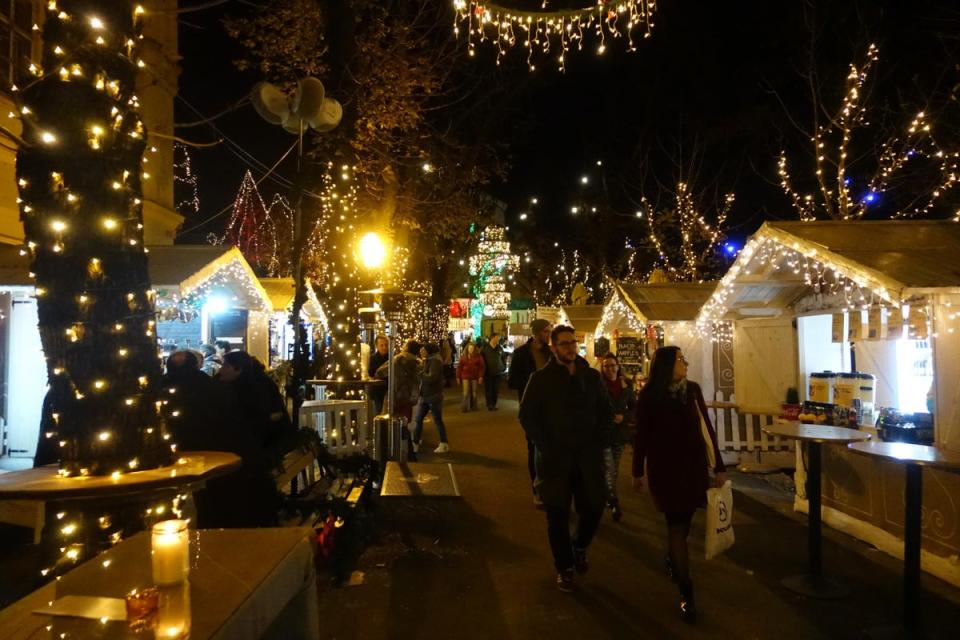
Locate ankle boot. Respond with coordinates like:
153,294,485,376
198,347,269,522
678,580,697,623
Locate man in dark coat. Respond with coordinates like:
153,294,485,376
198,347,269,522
480,333,507,410
164,350,278,528
519,325,613,592
367,335,389,415
508,318,553,500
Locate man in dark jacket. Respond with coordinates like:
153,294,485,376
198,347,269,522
367,335,389,415
519,325,613,592
508,318,553,499
480,333,506,410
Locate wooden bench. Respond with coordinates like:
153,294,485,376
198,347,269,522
274,447,365,526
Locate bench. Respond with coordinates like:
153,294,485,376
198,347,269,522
275,447,365,526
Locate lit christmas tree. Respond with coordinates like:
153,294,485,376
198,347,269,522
469,226,518,328
16,0,172,478
215,170,278,274
173,141,200,217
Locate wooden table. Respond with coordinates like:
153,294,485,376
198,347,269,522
762,422,870,598
0,527,319,640
847,441,960,637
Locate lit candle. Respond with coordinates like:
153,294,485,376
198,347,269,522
151,520,189,584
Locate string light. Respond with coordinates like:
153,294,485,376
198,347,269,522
469,225,519,322
453,1,657,71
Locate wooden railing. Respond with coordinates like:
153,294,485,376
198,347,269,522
706,396,794,454
299,399,369,457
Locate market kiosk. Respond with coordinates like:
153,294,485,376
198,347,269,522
696,220,960,586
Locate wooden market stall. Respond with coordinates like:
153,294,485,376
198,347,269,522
259,277,328,368
695,220,960,586
558,305,604,362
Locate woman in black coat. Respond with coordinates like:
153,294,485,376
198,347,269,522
600,353,636,522
219,351,296,456
632,346,726,622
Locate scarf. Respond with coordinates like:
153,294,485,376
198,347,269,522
667,378,688,402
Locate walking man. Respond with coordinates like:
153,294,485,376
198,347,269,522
519,325,612,592
508,318,554,504
368,335,389,415
481,333,506,410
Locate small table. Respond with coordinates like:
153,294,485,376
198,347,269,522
847,441,960,637
762,422,870,598
0,527,318,640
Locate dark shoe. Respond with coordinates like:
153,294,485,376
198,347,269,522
611,504,623,522
679,581,697,623
665,555,674,581
556,569,575,592
533,492,545,510
572,545,589,575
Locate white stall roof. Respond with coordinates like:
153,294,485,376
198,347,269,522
697,220,960,326
616,281,717,322
559,305,604,334
259,276,326,320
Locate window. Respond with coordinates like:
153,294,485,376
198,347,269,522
0,0,35,89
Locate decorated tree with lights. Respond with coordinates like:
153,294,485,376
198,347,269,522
173,141,200,218
213,170,282,275
15,1,172,478
634,182,734,283
468,225,519,331
777,43,959,221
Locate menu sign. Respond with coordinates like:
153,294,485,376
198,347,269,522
831,313,845,343
887,307,904,340
616,336,642,376
867,307,882,340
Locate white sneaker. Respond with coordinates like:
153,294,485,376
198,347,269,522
412,441,420,453
434,443,450,453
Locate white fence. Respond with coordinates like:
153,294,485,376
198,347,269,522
299,399,369,456
706,395,795,459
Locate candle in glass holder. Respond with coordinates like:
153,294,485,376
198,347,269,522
151,520,189,584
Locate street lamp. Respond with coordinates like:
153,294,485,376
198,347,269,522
358,232,387,269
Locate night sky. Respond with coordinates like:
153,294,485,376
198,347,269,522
175,1,959,258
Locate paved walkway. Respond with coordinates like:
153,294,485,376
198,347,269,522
318,389,959,639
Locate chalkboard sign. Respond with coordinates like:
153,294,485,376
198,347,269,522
616,336,642,376
594,336,610,358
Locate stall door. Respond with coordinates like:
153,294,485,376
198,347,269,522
733,317,799,412
4,299,47,458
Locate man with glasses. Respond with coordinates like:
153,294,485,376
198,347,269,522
519,325,613,592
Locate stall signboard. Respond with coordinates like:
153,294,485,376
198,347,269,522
887,307,904,340
832,313,845,343
594,336,611,358
868,307,882,340
848,310,865,342
616,335,643,377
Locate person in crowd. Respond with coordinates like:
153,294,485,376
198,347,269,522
456,341,485,412
480,333,507,410
164,350,278,527
200,343,222,377
215,339,232,357
600,353,636,522
376,339,422,423
368,335,390,415
219,351,296,456
441,333,455,387
413,343,450,453
519,325,612,592
632,346,726,622
508,318,553,504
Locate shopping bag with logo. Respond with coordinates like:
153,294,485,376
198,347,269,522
705,479,735,560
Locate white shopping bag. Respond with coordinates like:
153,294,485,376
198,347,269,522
705,480,735,560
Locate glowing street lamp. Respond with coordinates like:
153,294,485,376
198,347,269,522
359,232,387,269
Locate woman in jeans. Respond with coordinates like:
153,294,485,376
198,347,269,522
456,342,485,412
600,353,636,522
413,344,450,453
632,346,726,623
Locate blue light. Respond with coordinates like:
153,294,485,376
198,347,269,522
724,242,739,256
863,192,877,204
844,177,851,186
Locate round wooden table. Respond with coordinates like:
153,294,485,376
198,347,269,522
847,441,960,637
762,422,871,599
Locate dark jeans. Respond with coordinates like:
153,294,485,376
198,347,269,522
484,374,502,408
544,465,604,572
413,400,448,444
526,436,537,486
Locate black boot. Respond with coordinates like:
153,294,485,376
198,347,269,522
609,498,623,522
678,580,697,623
665,555,674,581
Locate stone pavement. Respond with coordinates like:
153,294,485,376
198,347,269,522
317,389,960,640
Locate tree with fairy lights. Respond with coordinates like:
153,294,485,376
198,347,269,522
15,2,172,478
468,225,518,329
777,43,959,222
173,141,200,218
213,170,281,275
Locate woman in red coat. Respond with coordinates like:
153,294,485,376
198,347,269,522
456,342,485,412
632,346,726,623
